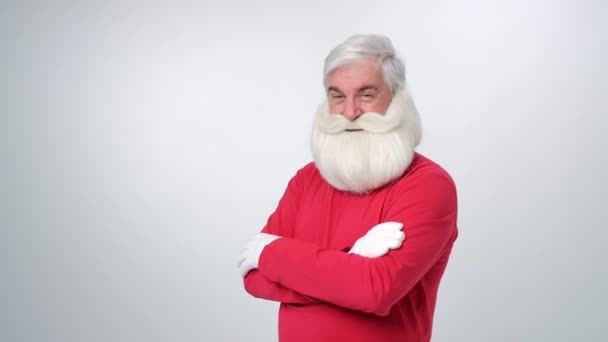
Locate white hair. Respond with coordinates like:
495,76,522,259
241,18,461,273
323,34,406,94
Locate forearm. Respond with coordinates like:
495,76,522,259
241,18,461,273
244,269,320,304
258,222,456,316
258,238,395,315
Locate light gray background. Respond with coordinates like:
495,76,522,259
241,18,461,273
1,1,606,341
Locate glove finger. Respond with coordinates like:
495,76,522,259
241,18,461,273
368,230,405,243
371,222,404,232
239,259,252,277
383,237,404,249
238,261,246,276
236,251,247,268
364,245,390,258
376,246,391,258
384,230,405,241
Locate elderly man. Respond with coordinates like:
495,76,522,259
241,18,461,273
238,34,458,342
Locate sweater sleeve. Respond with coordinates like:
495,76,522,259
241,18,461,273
243,165,320,304
257,170,458,316
244,270,320,304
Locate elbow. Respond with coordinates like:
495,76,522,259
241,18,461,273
374,303,393,317
364,297,394,317
354,288,397,316
358,264,405,316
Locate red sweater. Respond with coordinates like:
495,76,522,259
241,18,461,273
244,153,458,341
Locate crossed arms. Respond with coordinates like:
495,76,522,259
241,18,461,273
239,167,457,316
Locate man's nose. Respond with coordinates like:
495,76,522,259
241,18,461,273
342,99,362,121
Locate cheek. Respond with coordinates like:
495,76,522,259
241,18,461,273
368,96,392,114
364,102,389,114
328,103,342,114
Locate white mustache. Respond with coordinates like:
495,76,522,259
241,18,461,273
317,110,401,134
314,91,412,135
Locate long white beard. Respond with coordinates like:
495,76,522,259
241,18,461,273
311,89,422,194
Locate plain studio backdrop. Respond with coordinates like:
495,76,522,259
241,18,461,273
1,1,606,341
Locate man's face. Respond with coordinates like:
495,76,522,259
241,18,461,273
327,59,393,120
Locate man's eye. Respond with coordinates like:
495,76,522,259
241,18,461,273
361,93,376,101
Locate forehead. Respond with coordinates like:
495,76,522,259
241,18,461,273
328,59,386,91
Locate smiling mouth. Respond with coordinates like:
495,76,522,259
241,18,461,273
345,128,364,132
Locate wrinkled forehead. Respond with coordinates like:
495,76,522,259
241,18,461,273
326,60,388,93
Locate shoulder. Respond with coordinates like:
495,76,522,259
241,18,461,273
298,162,320,176
292,162,322,181
397,153,456,190
388,153,457,212
285,162,325,192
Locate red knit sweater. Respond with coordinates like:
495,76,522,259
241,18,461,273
244,153,458,341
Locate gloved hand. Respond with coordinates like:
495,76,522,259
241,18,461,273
238,233,281,277
348,222,405,258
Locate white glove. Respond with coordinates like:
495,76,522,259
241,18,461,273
237,233,280,277
348,222,405,258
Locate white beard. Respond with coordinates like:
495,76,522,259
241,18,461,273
311,89,422,194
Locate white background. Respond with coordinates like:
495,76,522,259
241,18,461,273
1,1,606,341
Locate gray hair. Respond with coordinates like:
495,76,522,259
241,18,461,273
323,34,406,94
